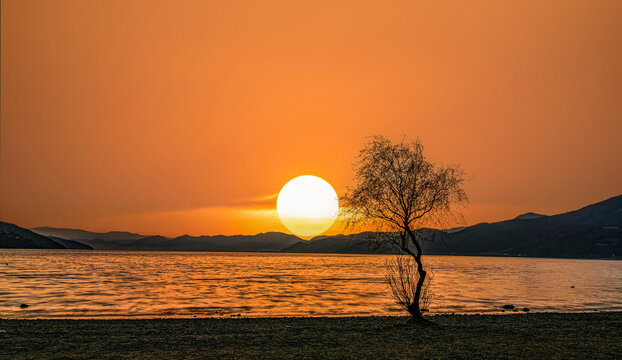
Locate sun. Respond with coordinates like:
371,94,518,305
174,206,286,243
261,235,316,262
276,175,339,237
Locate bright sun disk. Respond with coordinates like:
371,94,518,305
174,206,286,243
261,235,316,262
276,175,339,237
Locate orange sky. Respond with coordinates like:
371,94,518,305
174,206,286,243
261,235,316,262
2,0,621,237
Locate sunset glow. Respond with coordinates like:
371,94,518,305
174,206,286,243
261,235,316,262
1,0,621,236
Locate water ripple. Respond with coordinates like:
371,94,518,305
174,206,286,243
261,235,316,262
1,250,621,318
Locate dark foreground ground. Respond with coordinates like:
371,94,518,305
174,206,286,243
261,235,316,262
1,312,621,359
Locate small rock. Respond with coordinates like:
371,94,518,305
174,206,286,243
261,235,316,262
522,307,530,312
501,304,515,310
571,285,575,288
19,304,28,308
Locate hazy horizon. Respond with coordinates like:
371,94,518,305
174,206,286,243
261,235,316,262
18,192,619,238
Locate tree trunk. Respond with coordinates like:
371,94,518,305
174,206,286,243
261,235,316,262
406,228,426,322
408,254,426,321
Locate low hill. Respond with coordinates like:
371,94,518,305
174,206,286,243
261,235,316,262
0,222,92,249
430,194,622,258
31,227,146,241
282,232,422,254
72,236,171,250
59,232,304,252
514,212,547,220
283,232,385,254
49,237,95,250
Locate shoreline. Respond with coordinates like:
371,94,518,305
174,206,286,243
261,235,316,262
2,312,621,359
2,309,619,321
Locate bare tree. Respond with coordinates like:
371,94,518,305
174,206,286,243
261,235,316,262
342,136,467,321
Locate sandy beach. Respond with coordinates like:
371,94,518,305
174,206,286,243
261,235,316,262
2,312,621,359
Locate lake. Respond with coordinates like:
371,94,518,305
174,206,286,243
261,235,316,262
1,250,621,318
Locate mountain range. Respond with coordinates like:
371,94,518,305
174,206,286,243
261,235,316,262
423,194,621,258
2,194,620,259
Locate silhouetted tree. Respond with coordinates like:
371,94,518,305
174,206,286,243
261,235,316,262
342,136,467,322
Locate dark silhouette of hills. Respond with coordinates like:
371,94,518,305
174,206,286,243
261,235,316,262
424,194,621,258
282,232,401,254
0,222,93,249
161,232,301,252
256,194,621,258
48,236,95,250
283,232,375,253
14,194,622,258
32,227,146,241
38,231,304,252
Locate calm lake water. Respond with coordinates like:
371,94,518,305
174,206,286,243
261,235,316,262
1,250,621,318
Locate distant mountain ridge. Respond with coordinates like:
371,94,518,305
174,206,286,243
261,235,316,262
281,195,621,258
10,194,622,258
425,194,621,258
282,232,389,254
31,227,147,241
31,228,303,252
